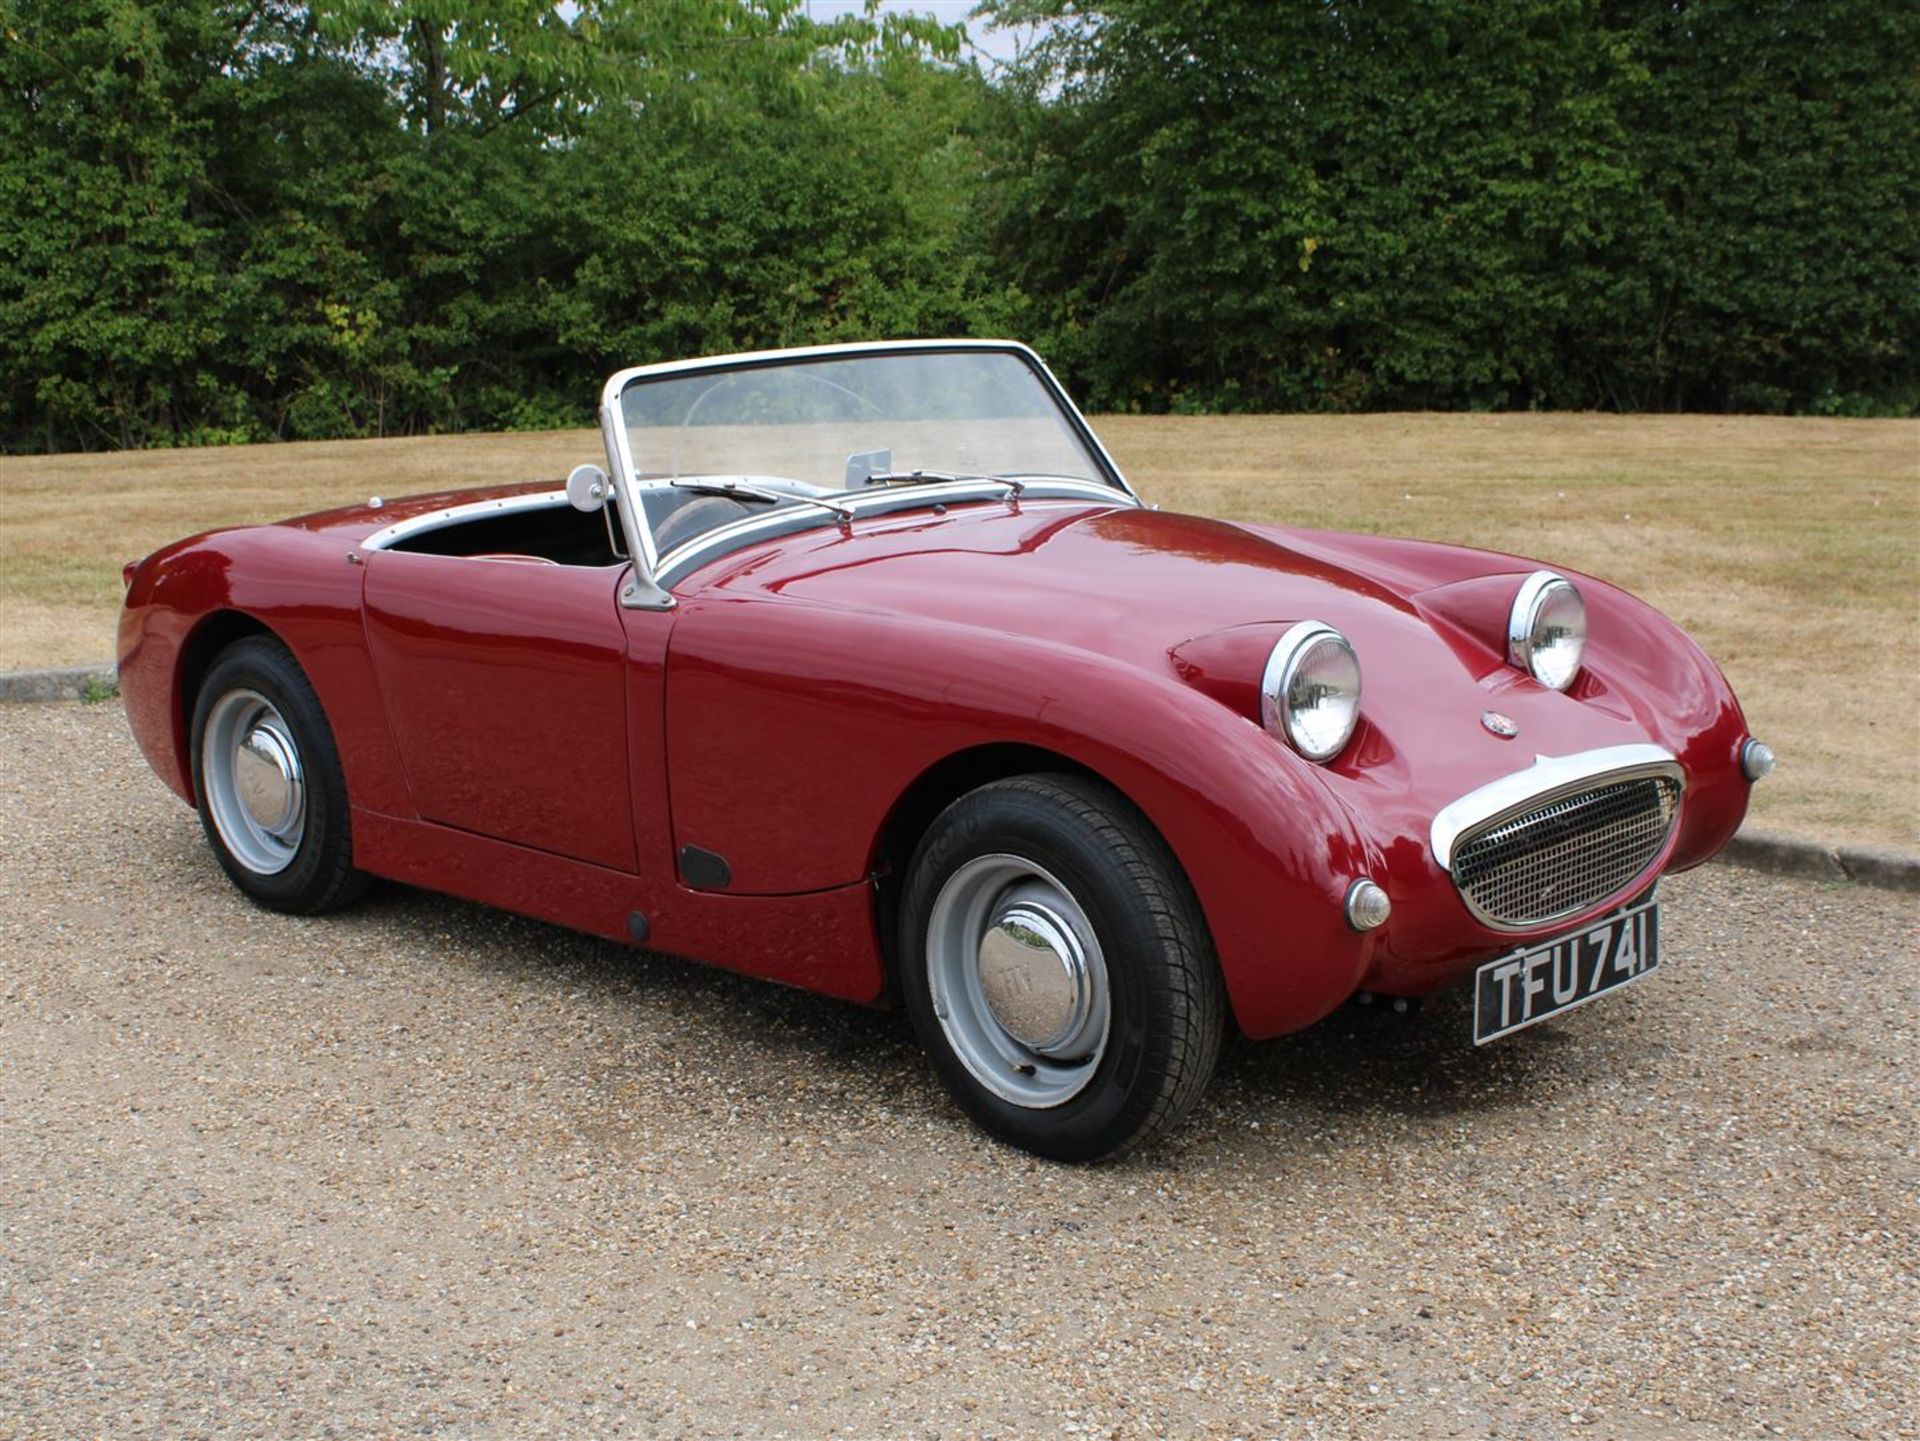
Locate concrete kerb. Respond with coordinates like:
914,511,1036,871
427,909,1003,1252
3,665,1914,892
1720,829,1920,894
0,664,118,704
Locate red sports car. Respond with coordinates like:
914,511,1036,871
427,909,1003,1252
119,341,1773,1160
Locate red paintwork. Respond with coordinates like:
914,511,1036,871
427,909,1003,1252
119,481,1754,1039
363,550,640,872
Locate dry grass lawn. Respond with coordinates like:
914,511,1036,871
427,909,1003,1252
2,414,1915,847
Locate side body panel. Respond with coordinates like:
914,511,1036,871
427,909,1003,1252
361,551,637,872
119,524,413,814
659,505,1755,1037
115,507,886,1005
663,592,1381,1039
350,809,882,1001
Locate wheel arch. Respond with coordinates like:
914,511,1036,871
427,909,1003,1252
172,610,278,789
866,742,1215,1002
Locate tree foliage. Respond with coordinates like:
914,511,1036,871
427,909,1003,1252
2,0,1913,450
981,0,1919,414
1,0,992,449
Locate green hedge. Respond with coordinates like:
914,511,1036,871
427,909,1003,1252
983,0,1920,415
3,0,1914,452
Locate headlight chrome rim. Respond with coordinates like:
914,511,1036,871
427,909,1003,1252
1261,620,1363,763
1507,570,1586,691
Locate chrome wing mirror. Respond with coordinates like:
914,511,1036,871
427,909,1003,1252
566,463,609,512
568,461,636,566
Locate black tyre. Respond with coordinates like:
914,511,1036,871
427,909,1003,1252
189,635,368,914
898,774,1227,1162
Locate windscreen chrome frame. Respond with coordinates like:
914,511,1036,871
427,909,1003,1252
595,339,1137,610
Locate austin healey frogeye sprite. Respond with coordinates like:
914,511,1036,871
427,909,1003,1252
119,340,1773,1160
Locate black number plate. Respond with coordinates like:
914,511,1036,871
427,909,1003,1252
1472,895,1660,1045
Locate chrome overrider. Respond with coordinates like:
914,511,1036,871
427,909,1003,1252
1429,743,1684,873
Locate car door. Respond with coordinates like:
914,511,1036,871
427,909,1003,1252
362,551,640,873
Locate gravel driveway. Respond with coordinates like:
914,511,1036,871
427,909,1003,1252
3,701,1915,1439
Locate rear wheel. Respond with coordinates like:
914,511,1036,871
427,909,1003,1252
190,636,367,914
898,774,1226,1162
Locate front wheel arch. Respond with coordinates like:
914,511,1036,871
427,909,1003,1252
867,744,1216,1004
173,610,276,789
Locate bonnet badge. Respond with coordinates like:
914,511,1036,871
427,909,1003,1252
1481,710,1519,738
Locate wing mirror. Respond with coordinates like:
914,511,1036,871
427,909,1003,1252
567,463,610,512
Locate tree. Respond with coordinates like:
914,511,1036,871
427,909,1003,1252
1,0,993,449
1606,0,1920,412
1,0,289,446
979,0,1918,413
311,0,960,135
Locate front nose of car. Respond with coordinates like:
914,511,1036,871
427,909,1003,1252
1303,656,1707,995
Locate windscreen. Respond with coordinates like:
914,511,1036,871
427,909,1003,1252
618,349,1111,492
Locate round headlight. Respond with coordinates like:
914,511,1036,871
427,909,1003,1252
1261,622,1362,762
1507,572,1586,691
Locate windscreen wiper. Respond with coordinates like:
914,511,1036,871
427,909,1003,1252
862,469,1026,497
670,478,854,523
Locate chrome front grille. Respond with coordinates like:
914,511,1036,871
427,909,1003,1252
1451,774,1682,929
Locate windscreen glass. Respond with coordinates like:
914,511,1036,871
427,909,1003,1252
618,349,1110,493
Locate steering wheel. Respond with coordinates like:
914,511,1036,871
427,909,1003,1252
652,494,751,554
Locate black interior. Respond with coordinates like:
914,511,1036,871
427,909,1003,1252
389,503,621,566
388,487,776,569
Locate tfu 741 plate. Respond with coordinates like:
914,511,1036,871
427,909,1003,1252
1473,894,1659,1045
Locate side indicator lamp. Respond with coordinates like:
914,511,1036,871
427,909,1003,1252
1345,879,1392,933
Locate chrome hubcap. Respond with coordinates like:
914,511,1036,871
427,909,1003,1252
202,689,306,875
234,724,301,834
977,903,1098,1053
926,855,1110,1109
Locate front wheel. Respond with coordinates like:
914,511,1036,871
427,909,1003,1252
190,635,368,915
898,774,1227,1162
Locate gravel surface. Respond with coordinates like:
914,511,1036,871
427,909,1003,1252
3,701,1916,1439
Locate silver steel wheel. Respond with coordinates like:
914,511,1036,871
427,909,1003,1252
200,688,306,876
925,853,1111,1109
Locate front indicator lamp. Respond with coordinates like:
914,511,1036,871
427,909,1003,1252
1741,738,1776,782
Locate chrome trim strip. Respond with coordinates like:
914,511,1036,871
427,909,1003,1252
599,392,675,609
602,337,1037,393
1429,743,1683,872
652,479,1131,589
361,490,571,552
